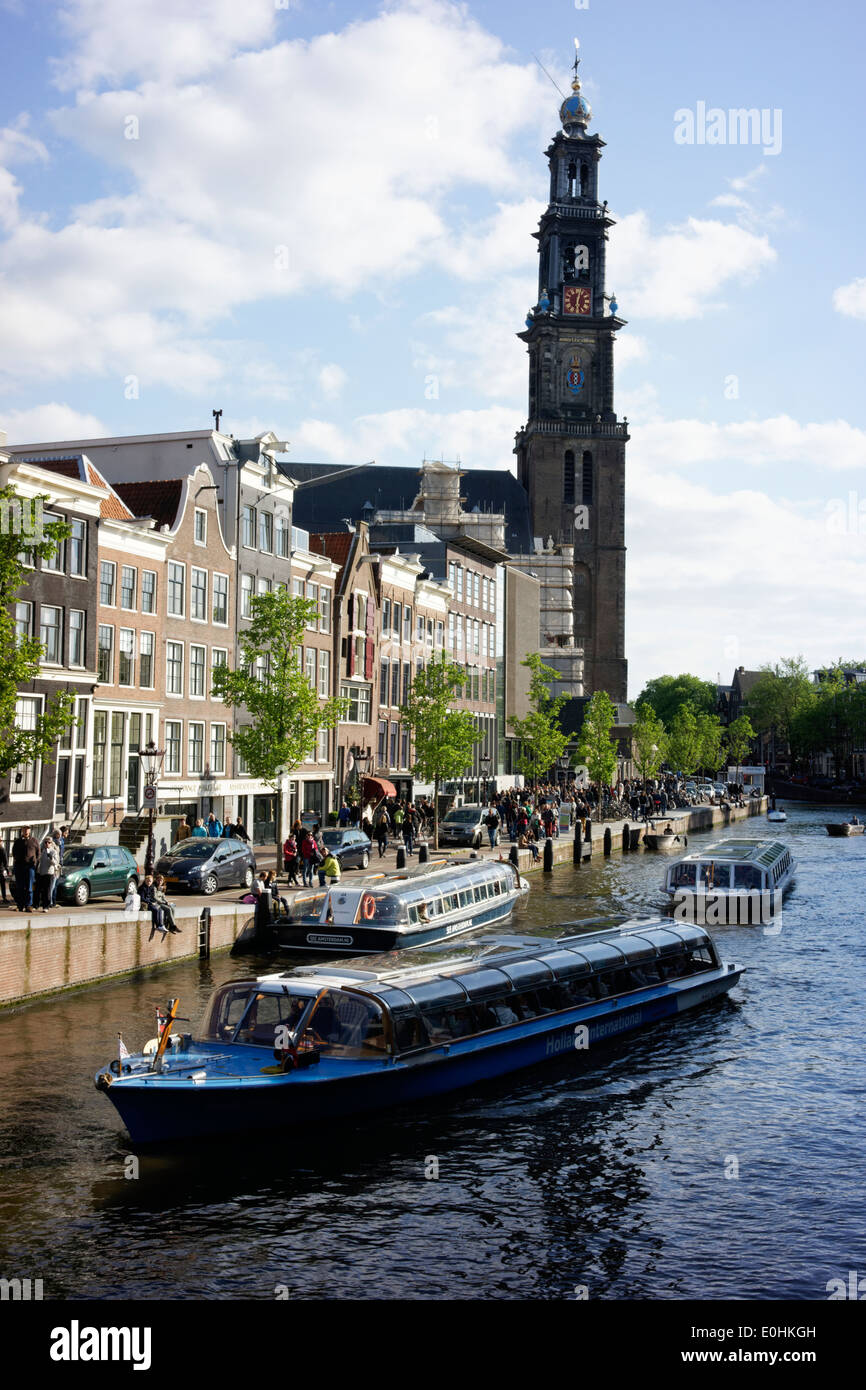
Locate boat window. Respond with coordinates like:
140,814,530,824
407,905,419,924
421,1004,478,1043
198,984,312,1045
670,863,697,888
364,894,402,924
459,889,473,908
697,861,731,890
688,946,714,970
658,953,689,980
444,892,459,912
393,1011,428,1052
309,992,388,1056
627,962,661,987
198,983,258,1041
492,879,502,896
474,996,522,1029
559,976,597,1006
733,864,764,891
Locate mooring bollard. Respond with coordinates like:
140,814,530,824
573,823,582,865
509,843,519,868
584,819,592,851
630,826,643,851
395,845,406,870
622,823,630,853
603,827,612,857
418,842,429,864
543,836,554,872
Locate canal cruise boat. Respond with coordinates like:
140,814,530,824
662,838,795,921
95,919,743,1144
231,857,530,957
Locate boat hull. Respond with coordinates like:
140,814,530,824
99,966,742,1145
826,823,864,836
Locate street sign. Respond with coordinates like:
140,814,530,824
143,784,157,806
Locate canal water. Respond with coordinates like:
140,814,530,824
1,805,863,1300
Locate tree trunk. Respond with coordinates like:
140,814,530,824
433,775,439,850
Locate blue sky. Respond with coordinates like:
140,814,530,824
1,0,864,697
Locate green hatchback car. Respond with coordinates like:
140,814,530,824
57,845,140,906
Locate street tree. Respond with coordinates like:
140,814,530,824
577,691,618,818
632,703,667,784
0,485,76,779
399,654,483,847
666,706,700,777
726,714,755,784
695,712,726,777
635,673,717,727
746,657,815,767
508,653,569,787
211,588,347,864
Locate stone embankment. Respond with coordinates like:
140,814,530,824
0,798,767,1007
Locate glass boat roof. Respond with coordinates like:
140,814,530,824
679,839,789,865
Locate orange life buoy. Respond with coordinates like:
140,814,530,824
361,893,376,920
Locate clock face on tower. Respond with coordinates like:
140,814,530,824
563,286,592,316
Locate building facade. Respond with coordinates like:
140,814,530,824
513,51,628,702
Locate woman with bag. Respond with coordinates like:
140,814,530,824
282,833,299,886
37,835,60,911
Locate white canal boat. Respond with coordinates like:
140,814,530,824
662,838,796,923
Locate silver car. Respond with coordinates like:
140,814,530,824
437,805,486,849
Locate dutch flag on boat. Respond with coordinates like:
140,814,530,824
117,1032,130,1060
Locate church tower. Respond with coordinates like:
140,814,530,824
514,45,628,702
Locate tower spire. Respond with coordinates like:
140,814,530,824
560,38,592,135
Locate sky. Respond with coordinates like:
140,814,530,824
0,0,864,700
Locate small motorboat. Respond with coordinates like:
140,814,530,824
767,808,787,823
644,827,686,852
826,822,865,837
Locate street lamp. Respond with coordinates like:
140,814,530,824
557,754,571,785
479,755,492,801
138,740,165,876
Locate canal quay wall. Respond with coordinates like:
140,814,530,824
0,798,766,1008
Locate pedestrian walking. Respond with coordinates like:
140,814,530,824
283,833,299,884
402,805,416,856
0,840,9,907
174,816,191,844
206,812,223,838
191,818,207,838
374,808,390,858
484,805,500,848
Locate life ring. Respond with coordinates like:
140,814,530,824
361,893,376,921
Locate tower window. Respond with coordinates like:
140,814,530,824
581,451,593,505
563,451,575,505
580,163,590,196
562,245,575,279
567,161,577,197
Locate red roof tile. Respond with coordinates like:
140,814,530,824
115,479,184,530
31,458,80,480
311,531,353,576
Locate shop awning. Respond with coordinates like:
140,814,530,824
363,775,397,801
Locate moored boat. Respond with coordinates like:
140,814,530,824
826,821,865,837
95,919,743,1144
644,826,687,852
231,856,529,956
766,809,787,823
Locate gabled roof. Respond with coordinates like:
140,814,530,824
732,668,764,697
115,479,184,530
309,531,356,589
18,454,135,521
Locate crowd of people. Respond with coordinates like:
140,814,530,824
1,823,70,912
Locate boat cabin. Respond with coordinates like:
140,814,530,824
663,838,794,897
199,921,722,1061
287,858,521,931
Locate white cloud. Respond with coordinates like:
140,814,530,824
291,405,522,473
0,401,109,443
833,277,866,320
609,211,776,319
317,364,348,400
0,121,48,230
51,0,280,89
633,414,866,473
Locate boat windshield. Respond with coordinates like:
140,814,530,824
733,863,765,890
669,863,696,887
304,991,389,1056
197,983,313,1045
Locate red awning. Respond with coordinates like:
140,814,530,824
363,775,397,801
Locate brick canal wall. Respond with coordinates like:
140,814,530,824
0,798,767,1008
0,903,250,1008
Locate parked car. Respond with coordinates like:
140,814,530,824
154,837,256,895
713,782,728,798
319,829,372,870
437,805,486,849
57,844,140,906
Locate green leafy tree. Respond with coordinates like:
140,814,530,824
635,673,717,727
666,706,700,777
695,712,725,776
577,691,618,818
508,653,569,786
399,654,482,846
212,588,347,861
0,485,76,778
746,657,815,767
632,703,667,783
726,714,755,783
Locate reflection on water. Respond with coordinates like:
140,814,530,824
0,808,863,1299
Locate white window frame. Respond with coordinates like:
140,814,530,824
190,643,207,699
319,587,331,633
194,508,208,546
212,571,229,626
191,566,208,623
139,630,155,689
164,720,182,775
318,648,330,699
141,569,157,615
210,722,226,775
118,626,136,687
241,573,253,620
166,640,184,696
100,559,117,607
68,518,87,577
120,565,137,612
167,561,186,619
211,647,227,700
69,609,85,667
97,624,114,683
188,721,205,776
12,695,43,797
40,604,63,664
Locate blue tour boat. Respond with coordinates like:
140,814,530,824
96,919,743,1144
